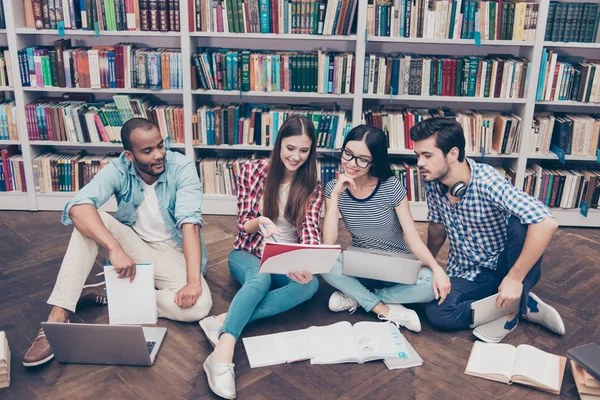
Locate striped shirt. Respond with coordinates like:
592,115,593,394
325,176,411,254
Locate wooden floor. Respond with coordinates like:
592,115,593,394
0,211,599,399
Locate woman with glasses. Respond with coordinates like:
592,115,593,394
321,125,451,332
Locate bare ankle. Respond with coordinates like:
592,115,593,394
47,307,69,323
212,334,235,363
372,303,389,316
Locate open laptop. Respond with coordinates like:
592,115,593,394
342,246,422,284
41,322,167,366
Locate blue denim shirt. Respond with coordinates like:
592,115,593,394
62,150,207,274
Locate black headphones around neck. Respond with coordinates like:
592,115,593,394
438,181,468,198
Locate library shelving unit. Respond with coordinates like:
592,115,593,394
0,0,598,227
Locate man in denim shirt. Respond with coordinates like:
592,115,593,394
23,118,212,367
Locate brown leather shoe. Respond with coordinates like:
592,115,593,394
23,328,54,367
77,282,107,309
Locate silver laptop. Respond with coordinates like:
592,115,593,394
470,293,520,328
41,322,167,366
342,246,422,284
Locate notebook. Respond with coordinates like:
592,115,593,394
310,321,409,365
104,264,157,325
383,332,423,370
242,327,318,368
571,360,600,398
470,293,520,328
0,331,10,389
465,341,566,395
259,242,342,275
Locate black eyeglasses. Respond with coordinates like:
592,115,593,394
341,149,373,169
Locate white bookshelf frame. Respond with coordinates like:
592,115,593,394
0,0,598,228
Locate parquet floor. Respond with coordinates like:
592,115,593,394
0,211,598,399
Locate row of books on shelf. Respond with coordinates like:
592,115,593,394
531,113,600,157
367,0,538,41
363,54,529,99
32,152,114,192
25,95,185,144
536,52,600,103
192,0,357,35
366,107,522,154
0,146,26,192
0,49,13,88
192,104,350,148
18,40,183,90
23,0,180,31
524,165,600,210
191,49,355,94
545,2,600,43
0,99,18,141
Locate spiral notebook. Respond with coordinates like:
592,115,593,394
104,264,157,325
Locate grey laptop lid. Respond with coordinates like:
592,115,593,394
42,322,166,366
342,246,422,284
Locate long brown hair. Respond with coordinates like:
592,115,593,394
262,115,318,232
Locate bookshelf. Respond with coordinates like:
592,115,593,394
0,0,598,228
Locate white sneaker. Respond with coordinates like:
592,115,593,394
199,316,223,348
328,291,358,313
378,304,421,333
523,293,565,335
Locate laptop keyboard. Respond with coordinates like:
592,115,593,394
147,341,157,354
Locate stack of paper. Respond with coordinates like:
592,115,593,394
0,332,11,389
383,333,423,370
571,360,600,399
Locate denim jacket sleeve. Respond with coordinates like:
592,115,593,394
61,161,122,226
174,161,204,228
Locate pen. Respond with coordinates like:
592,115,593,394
261,224,278,242
96,267,114,276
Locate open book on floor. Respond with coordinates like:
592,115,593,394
310,321,409,365
242,321,410,368
465,341,566,395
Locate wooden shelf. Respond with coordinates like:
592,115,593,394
0,191,30,210
29,141,185,149
190,32,357,41
193,90,354,99
15,28,181,37
536,101,600,107
35,192,118,212
543,41,600,49
0,140,20,145
0,86,13,91
364,94,527,104
528,154,599,161
22,87,183,94
368,37,534,46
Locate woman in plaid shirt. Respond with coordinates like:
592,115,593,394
200,115,323,399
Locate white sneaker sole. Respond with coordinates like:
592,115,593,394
203,361,236,400
23,353,54,367
472,329,504,344
528,293,566,335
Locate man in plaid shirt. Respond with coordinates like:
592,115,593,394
410,118,565,343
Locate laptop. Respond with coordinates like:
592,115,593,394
469,293,520,328
41,322,167,366
342,246,422,284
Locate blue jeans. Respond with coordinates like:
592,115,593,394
425,216,543,330
221,249,319,340
321,255,436,312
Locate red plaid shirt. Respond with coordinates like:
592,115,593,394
233,158,324,258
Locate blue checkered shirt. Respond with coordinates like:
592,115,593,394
425,158,553,281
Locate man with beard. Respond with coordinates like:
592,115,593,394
23,117,212,367
410,117,564,343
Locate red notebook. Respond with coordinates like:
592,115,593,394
260,242,342,275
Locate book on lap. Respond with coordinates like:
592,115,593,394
259,242,342,275
104,264,157,325
465,341,566,395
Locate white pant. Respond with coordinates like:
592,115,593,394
47,211,212,322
